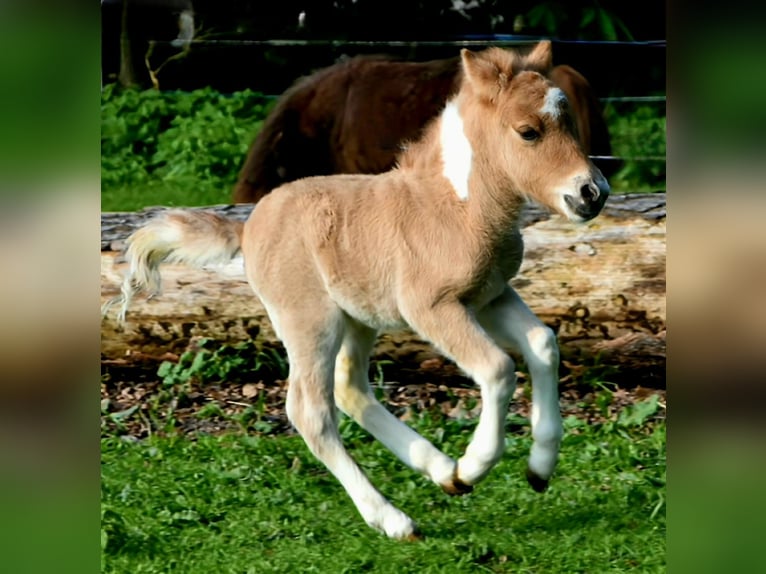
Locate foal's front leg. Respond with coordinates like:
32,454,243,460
477,286,564,491
406,301,517,487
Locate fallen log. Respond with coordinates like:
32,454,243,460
101,193,666,386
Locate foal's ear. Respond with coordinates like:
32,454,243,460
461,48,510,101
524,40,553,72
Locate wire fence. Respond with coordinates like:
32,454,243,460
150,38,666,48
600,96,665,103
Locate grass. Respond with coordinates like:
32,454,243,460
101,413,665,573
101,179,233,213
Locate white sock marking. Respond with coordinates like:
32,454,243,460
439,101,473,200
527,325,556,368
540,87,566,118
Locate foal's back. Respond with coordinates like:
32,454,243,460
243,170,496,330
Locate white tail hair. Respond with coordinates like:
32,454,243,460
101,209,244,323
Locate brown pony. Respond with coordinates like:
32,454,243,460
233,46,612,204
106,42,610,539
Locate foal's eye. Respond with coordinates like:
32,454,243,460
520,128,540,142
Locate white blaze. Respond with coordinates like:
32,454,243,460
439,101,473,201
540,87,566,118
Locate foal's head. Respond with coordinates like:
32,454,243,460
457,41,609,222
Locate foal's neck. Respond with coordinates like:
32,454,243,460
466,168,526,236
397,98,526,240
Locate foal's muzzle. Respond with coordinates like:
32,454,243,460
565,173,610,221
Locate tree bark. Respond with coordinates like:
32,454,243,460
118,0,140,89
101,194,666,386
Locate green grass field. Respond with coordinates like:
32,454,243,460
101,413,665,573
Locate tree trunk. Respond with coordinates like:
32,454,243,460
118,0,139,89
101,194,666,386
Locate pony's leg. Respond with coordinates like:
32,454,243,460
405,301,517,487
278,306,419,540
333,319,468,494
477,286,563,492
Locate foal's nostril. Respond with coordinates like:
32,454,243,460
580,183,599,202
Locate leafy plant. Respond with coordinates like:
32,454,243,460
617,394,661,427
101,86,275,197
604,103,666,192
523,1,635,41
157,339,288,387
100,506,127,554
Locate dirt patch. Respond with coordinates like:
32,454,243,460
101,347,665,440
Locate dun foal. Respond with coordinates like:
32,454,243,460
107,41,609,539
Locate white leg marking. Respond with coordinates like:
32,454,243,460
334,340,458,489
478,288,563,482
455,354,516,484
322,444,417,538
524,326,563,479
288,361,419,539
439,101,473,200
539,87,566,118
279,309,419,539
404,302,515,487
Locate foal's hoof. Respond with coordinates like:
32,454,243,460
525,468,549,493
440,476,474,496
404,527,425,542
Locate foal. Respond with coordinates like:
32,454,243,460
108,41,609,539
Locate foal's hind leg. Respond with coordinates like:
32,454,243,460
477,286,564,491
333,318,469,494
278,307,419,539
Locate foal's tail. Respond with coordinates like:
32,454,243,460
101,209,244,323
